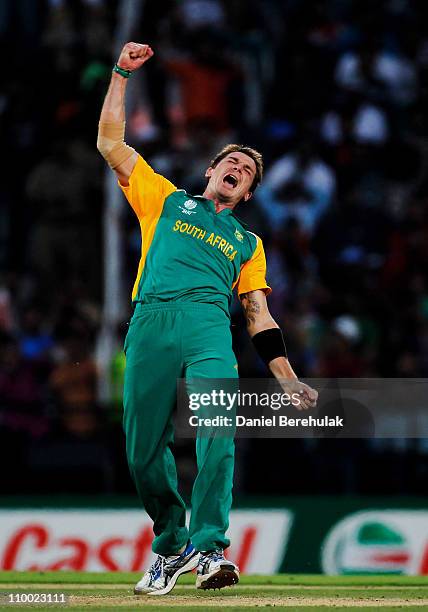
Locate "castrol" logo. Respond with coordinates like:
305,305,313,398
0,510,292,574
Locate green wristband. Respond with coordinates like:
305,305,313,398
113,64,132,78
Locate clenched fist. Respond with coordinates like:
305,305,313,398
278,379,318,411
117,42,154,72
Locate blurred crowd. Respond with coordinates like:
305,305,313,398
1,0,428,498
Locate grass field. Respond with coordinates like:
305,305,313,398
1,572,428,611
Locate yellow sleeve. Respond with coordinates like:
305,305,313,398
236,234,272,296
118,154,176,219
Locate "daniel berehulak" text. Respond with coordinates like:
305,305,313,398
189,415,344,427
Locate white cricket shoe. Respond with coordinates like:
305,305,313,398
134,541,199,596
196,549,240,590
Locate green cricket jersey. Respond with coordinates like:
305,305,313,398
120,155,271,316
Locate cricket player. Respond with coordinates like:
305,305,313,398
97,42,317,596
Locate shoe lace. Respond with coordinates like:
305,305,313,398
205,550,225,562
149,555,166,581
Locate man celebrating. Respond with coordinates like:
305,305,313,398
97,42,317,596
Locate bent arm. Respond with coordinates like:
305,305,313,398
240,289,298,379
240,290,317,409
97,72,137,186
97,42,154,186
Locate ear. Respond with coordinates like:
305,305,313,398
205,166,213,179
243,191,253,203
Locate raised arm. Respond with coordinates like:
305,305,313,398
240,290,318,409
97,42,154,186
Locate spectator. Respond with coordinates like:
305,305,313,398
335,35,418,107
164,34,240,134
19,306,54,362
257,140,336,234
50,335,97,409
25,138,102,294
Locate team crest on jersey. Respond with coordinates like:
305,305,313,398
234,229,244,242
179,199,198,215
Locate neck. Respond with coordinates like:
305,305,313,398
202,188,237,214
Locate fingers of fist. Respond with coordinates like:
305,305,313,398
275,379,319,412
117,43,154,71
296,385,318,411
124,42,153,60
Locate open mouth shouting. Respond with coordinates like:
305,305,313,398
222,173,239,189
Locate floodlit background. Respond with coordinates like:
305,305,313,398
1,0,428,574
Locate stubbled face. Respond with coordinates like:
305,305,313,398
205,152,257,205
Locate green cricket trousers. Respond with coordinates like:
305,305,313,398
123,302,238,555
